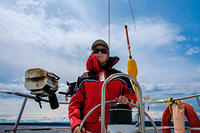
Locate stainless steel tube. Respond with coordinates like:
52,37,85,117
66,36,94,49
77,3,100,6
13,97,28,133
101,73,145,133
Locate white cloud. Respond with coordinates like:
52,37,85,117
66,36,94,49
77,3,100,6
145,111,163,121
0,2,97,80
156,82,174,89
168,56,187,62
139,80,200,100
0,97,69,122
0,81,69,103
186,47,200,55
16,0,47,10
198,67,200,72
0,82,25,93
106,18,180,52
133,18,178,48
141,82,154,91
191,81,200,90
0,0,182,83
176,35,187,41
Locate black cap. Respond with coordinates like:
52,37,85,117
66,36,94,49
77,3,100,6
91,39,109,50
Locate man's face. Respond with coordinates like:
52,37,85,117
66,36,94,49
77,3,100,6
92,45,109,66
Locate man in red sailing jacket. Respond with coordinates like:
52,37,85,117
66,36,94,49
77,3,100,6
68,39,137,133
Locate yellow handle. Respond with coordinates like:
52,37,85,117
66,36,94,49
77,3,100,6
127,59,138,78
127,59,138,102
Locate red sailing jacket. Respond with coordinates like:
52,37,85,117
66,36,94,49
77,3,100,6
68,55,136,133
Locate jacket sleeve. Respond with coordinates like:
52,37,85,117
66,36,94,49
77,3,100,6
122,80,137,107
68,81,85,131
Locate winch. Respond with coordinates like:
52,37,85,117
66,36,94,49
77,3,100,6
108,103,135,133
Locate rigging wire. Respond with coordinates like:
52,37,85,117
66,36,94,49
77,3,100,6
128,0,136,32
107,0,136,48
108,0,111,48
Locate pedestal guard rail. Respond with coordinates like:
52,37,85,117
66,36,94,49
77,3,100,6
101,73,145,133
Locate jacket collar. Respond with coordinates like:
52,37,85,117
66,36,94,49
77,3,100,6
100,56,119,70
86,54,120,72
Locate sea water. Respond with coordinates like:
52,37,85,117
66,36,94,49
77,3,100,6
0,125,159,133
0,125,71,133
0,124,192,133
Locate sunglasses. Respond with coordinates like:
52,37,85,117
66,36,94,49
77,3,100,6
92,49,108,54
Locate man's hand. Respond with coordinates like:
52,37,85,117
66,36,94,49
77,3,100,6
116,95,129,104
73,126,85,133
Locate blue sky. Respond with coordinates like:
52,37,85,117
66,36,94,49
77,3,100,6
0,0,199,122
